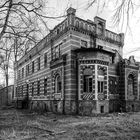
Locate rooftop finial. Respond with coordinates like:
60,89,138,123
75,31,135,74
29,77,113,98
67,7,76,15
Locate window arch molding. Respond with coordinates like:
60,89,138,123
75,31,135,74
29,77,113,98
54,74,62,93
127,73,135,96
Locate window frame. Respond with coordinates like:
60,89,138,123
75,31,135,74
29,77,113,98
22,85,24,97
22,68,24,78
32,82,34,96
44,52,48,68
83,75,93,93
127,74,134,96
32,61,34,73
37,81,40,95
37,57,40,71
97,75,104,93
55,75,62,93
26,64,29,76
52,43,62,60
44,78,47,95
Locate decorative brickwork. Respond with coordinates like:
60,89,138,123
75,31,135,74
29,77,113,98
79,65,95,100
97,65,108,100
14,7,140,115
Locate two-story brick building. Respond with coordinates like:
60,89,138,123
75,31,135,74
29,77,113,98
14,7,140,115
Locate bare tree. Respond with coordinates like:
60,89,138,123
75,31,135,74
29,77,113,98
0,0,66,62
86,0,139,31
0,38,12,105
0,0,66,41
0,0,67,103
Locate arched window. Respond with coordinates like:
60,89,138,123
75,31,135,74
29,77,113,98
80,22,83,29
128,74,134,96
55,75,61,93
76,21,79,28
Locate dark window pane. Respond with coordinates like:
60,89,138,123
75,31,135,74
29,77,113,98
44,53,47,67
83,75,92,93
44,78,47,95
101,82,104,93
32,61,34,73
38,57,40,70
98,81,100,92
32,82,34,96
89,78,92,92
37,81,40,95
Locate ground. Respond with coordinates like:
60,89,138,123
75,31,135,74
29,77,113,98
0,108,140,140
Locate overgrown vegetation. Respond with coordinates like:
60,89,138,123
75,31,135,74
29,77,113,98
0,108,140,140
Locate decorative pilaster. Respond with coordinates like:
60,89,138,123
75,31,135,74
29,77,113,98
67,7,76,26
95,64,98,100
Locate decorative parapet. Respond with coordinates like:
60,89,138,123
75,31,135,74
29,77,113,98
15,7,124,68
123,56,139,70
105,30,123,45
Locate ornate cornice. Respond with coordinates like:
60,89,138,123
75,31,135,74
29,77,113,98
79,59,109,65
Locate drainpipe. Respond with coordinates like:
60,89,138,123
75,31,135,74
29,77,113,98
63,55,66,114
76,54,79,114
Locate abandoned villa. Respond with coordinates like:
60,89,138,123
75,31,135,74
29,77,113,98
14,7,140,115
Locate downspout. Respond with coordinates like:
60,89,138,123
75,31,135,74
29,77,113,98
63,55,66,114
76,54,79,114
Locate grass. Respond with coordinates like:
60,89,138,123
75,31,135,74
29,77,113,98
0,109,140,139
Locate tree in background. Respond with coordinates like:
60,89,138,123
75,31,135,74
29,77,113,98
0,0,66,103
0,0,66,60
87,0,138,31
0,44,11,105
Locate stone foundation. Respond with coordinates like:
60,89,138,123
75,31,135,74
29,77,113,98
109,100,120,112
96,100,109,113
125,100,140,112
28,100,78,114
16,98,140,115
29,100,63,114
78,100,96,115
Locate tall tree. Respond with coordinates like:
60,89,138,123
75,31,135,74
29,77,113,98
0,0,66,100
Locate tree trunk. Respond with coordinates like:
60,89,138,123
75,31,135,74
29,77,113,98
6,66,8,105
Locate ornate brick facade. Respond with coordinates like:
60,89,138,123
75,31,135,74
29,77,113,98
14,7,140,115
